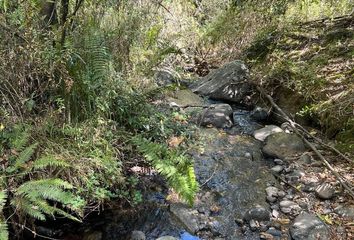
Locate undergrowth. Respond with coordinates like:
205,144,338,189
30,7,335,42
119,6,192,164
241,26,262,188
246,14,354,153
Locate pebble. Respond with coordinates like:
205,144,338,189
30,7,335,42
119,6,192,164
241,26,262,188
271,165,284,173
131,231,146,240
259,222,269,232
243,206,271,222
277,191,286,198
302,182,317,192
334,205,354,219
273,159,284,165
267,227,282,237
290,213,329,240
272,209,280,218
156,237,178,240
267,196,277,203
315,183,335,200
249,219,258,231
299,153,312,164
279,200,301,214
266,186,279,197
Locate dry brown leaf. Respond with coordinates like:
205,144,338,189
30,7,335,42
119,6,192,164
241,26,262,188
168,136,185,148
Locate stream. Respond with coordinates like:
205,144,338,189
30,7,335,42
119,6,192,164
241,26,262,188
67,89,280,240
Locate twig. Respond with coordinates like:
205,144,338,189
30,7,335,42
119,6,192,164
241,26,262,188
200,164,217,187
12,222,60,240
273,173,304,196
179,105,210,109
257,86,354,199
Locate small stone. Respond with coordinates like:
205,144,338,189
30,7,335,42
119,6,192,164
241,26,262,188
334,205,354,220
170,203,199,233
209,220,222,235
290,213,329,240
284,194,294,200
272,209,280,218
299,153,312,164
244,206,271,222
267,196,277,203
323,208,332,214
271,205,279,210
260,232,274,240
267,227,282,237
235,218,244,225
249,219,258,231
253,125,283,141
280,200,301,214
266,186,279,197
131,231,146,240
277,191,286,198
274,159,284,165
302,182,317,192
315,183,335,200
259,222,269,232
156,237,178,240
271,165,284,173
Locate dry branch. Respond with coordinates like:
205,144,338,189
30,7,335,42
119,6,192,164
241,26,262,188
257,86,354,199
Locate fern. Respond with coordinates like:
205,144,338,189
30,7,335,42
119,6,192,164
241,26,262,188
7,143,38,173
132,137,198,205
12,178,84,222
0,191,8,240
32,155,71,170
7,124,31,151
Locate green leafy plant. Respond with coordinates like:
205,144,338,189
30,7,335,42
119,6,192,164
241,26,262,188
0,124,85,238
132,136,198,205
0,191,8,240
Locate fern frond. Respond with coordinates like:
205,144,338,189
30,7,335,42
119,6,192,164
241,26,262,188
13,178,84,222
10,197,46,221
132,136,199,205
8,124,31,151
0,191,6,209
0,191,8,240
7,143,38,173
0,223,8,240
32,155,71,170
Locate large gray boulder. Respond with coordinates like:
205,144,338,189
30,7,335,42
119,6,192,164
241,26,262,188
262,132,306,159
290,213,329,240
198,104,233,128
191,60,252,103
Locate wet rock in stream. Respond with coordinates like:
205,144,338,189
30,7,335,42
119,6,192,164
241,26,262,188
198,104,233,128
262,132,306,159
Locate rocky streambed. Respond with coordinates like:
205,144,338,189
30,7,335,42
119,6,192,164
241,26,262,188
39,61,353,240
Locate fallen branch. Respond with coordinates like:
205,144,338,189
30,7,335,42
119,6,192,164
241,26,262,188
293,123,353,164
257,86,354,199
179,104,210,109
